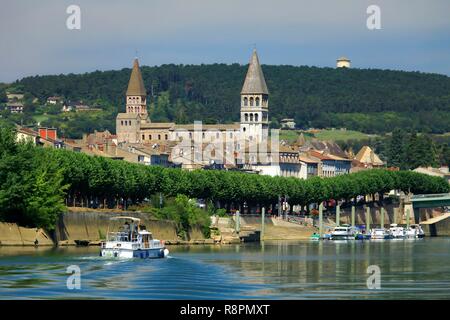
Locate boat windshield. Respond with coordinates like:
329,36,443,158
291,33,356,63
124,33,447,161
107,221,139,242
107,232,128,242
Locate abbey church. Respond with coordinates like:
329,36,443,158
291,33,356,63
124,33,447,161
112,50,354,176
116,49,270,146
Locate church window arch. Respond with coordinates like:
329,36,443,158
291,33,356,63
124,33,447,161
244,97,248,106
165,134,168,140
255,97,260,106
158,134,161,140
244,113,248,122
250,113,253,122
149,135,152,140
250,97,254,106
255,113,259,122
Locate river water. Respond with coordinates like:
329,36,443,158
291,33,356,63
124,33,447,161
0,238,449,299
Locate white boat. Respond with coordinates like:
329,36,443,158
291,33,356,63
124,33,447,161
330,224,359,240
370,228,392,240
389,224,405,239
100,216,169,259
404,224,425,239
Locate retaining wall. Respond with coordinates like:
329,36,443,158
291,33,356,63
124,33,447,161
0,222,53,246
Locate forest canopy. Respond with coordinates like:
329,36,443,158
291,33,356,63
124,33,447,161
5,64,450,135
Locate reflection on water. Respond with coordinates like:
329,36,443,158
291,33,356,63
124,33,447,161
0,238,449,299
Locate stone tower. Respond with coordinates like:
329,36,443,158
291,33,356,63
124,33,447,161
116,58,148,143
126,58,148,118
240,49,269,143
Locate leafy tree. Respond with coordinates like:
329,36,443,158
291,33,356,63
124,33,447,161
0,90,7,103
387,129,407,169
0,128,67,229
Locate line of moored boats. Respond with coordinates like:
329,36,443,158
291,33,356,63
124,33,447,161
311,223,425,240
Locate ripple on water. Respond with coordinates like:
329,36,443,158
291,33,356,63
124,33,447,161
1,240,450,299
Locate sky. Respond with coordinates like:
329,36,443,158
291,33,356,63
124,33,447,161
1,0,450,83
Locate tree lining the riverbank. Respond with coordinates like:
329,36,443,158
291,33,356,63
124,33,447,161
0,127,449,231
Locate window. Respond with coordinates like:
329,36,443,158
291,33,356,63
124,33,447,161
216,132,220,139
255,97,260,106
244,97,248,106
158,134,161,140
142,134,145,140
250,97,254,106
250,113,253,122
165,134,168,140
255,113,259,122
244,113,248,122
121,121,123,125
202,132,205,138
149,135,152,140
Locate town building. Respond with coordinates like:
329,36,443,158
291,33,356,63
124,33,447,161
6,93,24,101
16,126,40,144
351,145,385,172
46,96,63,105
413,166,450,184
336,56,351,68
279,145,304,178
280,118,296,129
15,125,64,148
6,102,24,113
307,149,352,177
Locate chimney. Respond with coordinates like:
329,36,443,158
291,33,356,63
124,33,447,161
38,127,47,139
47,128,57,140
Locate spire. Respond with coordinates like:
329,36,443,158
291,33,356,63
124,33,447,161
241,49,269,95
126,58,146,96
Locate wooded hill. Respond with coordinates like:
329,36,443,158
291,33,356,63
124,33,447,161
6,64,450,134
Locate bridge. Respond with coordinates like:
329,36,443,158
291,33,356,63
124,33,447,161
411,193,450,236
411,193,450,223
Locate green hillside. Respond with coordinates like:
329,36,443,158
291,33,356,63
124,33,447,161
2,64,450,136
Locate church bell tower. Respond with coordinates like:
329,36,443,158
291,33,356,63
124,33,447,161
126,58,148,119
240,49,269,143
